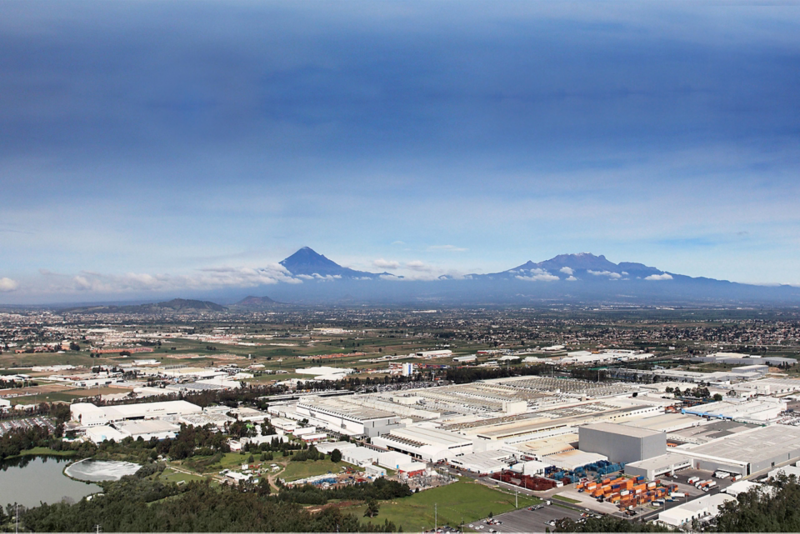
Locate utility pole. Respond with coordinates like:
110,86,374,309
15,504,19,534
516,488,518,509
435,503,437,531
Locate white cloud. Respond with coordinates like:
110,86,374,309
373,258,400,269
559,266,574,275
59,264,301,293
645,273,674,281
427,245,468,252
588,270,622,279
0,277,19,292
406,260,433,272
296,273,340,281
566,275,578,281
515,268,559,282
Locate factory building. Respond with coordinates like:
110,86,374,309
624,452,694,480
372,426,474,462
657,493,735,529
296,397,403,437
448,450,516,475
71,400,202,427
376,451,426,475
343,447,382,467
415,350,453,359
682,397,786,422
579,422,666,464
680,425,800,476
84,419,180,443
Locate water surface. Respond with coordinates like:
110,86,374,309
0,456,101,508
64,459,141,482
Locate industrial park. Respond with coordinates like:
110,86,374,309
4,304,800,531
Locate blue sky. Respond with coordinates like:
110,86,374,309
2,0,800,302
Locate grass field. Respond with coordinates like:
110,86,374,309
280,458,350,481
346,480,540,531
158,467,209,484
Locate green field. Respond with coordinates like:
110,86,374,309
158,467,209,484
347,480,540,532
280,458,350,481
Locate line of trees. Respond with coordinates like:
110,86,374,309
18,477,400,532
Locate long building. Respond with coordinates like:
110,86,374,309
372,425,474,462
296,396,402,437
679,425,800,476
71,400,202,427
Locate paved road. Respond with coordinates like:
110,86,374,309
466,505,585,533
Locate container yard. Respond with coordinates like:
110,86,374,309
577,475,679,512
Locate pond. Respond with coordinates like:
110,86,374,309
0,456,102,508
64,458,141,482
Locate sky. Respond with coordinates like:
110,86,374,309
2,0,800,303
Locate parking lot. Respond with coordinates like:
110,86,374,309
0,416,55,436
465,504,585,533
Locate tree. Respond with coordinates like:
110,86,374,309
713,393,723,401
256,478,271,496
331,449,342,463
364,499,380,518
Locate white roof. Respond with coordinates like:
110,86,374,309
86,425,127,442
389,426,473,448
344,447,381,461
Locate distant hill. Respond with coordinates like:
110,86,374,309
256,249,800,306
279,246,391,279
234,295,285,309
483,252,665,281
62,298,226,314
52,250,800,309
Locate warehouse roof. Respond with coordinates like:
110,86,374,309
687,425,800,465
580,422,662,439
388,426,472,448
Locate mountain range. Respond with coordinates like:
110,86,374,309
245,247,800,306
60,248,800,310
63,298,227,314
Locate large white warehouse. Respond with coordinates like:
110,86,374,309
71,400,202,427
372,425,474,462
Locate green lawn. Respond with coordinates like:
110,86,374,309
280,459,351,482
347,480,540,532
206,452,252,471
158,467,209,484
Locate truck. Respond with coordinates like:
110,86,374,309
688,476,700,484
714,471,730,479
